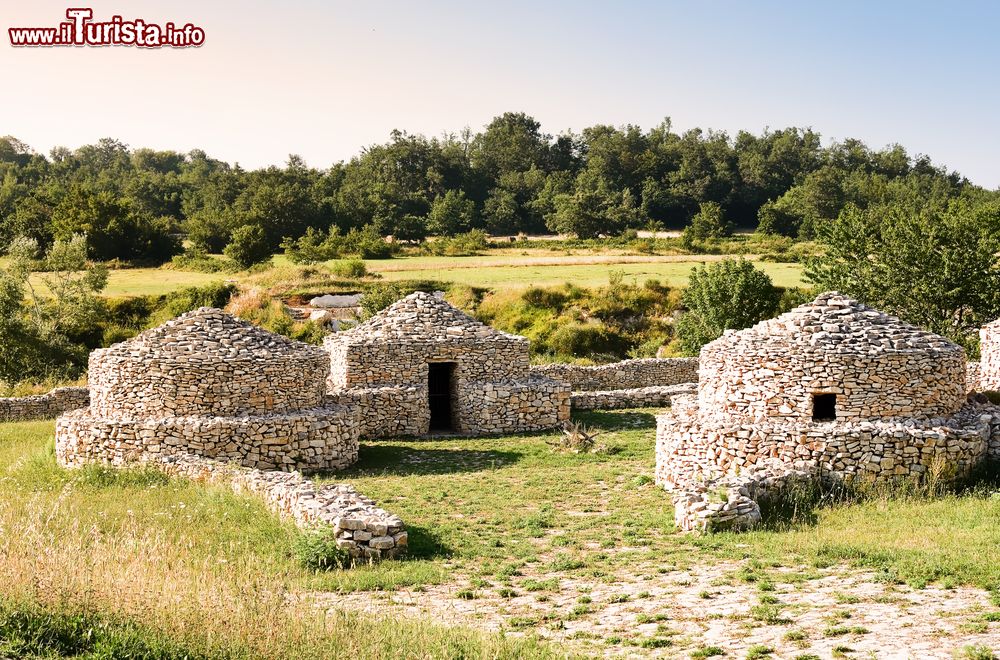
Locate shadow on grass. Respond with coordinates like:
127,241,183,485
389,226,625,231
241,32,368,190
339,444,525,477
403,523,453,560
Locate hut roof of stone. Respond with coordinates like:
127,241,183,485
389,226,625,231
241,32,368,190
101,307,326,361
332,292,525,344
708,292,962,356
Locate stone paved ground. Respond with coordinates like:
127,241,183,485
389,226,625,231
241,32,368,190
307,559,1000,658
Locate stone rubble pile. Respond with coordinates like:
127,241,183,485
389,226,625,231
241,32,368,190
0,387,89,422
155,453,406,560
672,460,814,532
325,292,569,437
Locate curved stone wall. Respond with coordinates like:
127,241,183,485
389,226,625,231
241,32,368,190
656,395,991,491
530,357,699,391
0,387,90,422
57,406,358,472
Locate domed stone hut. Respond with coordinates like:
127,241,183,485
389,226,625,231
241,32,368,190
657,293,994,509
56,308,359,471
325,292,570,438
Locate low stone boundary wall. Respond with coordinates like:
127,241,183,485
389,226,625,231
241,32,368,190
56,406,359,472
570,384,696,410
530,358,699,391
0,387,89,422
153,453,405,560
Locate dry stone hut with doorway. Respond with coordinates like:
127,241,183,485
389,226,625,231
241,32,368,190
325,291,570,438
656,292,1000,531
56,308,359,471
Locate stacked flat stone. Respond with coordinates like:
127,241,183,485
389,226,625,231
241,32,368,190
570,384,696,410
56,308,359,472
156,454,406,560
531,357,699,392
967,361,982,393
657,292,1000,532
0,387,89,422
325,292,570,438
979,320,1000,391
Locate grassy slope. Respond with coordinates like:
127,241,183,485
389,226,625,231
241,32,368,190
3,412,1000,656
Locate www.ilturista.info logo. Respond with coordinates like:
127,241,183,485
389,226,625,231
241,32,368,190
9,8,205,48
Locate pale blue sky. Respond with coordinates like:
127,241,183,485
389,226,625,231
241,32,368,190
2,0,998,187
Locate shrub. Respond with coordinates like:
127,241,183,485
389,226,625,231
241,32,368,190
169,247,236,273
359,283,408,319
674,258,780,355
281,227,342,264
548,322,631,359
293,530,350,570
224,225,272,268
344,225,395,259
332,259,368,279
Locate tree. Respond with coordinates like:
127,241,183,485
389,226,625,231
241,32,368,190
224,224,271,268
805,202,1000,348
546,169,640,238
682,201,732,245
0,234,108,382
50,187,180,263
675,259,780,355
427,190,474,236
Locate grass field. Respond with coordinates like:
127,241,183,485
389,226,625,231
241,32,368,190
4,412,1000,656
7,249,805,299
365,255,804,289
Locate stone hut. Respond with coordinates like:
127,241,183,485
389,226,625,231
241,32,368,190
657,293,999,530
56,308,359,471
325,292,570,438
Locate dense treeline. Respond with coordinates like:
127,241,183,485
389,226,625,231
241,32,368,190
1,113,991,263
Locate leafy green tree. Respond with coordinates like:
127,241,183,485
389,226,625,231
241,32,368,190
0,234,108,382
546,170,640,238
50,187,179,263
427,190,475,236
681,201,733,246
224,224,272,268
675,258,780,355
805,202,1000,347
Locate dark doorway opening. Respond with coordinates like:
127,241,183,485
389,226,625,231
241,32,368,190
812,393,837,421
428,362,456,431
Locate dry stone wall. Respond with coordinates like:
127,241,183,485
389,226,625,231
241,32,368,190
531,358,699,391
967,361,982,393
570,384,696,410
325,292,569,438
0,387,89,422
156,453,405,560
56,308,360,473
980,321,1000,391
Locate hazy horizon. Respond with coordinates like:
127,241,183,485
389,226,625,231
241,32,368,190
3,0,998,188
